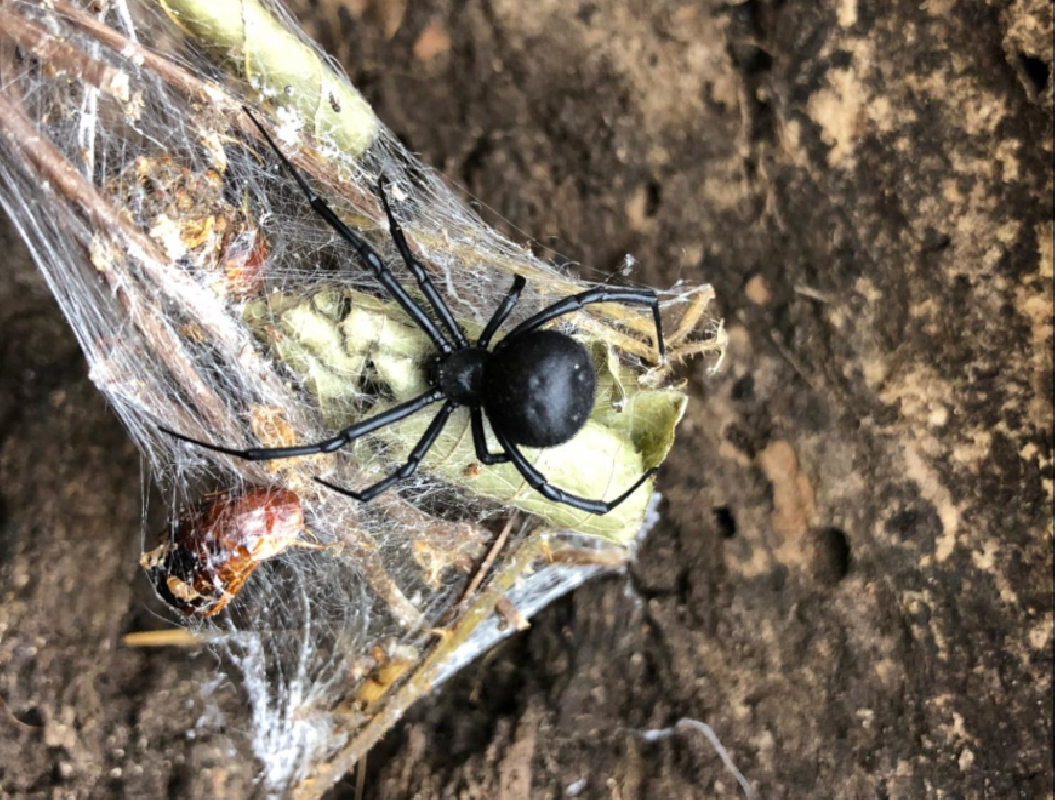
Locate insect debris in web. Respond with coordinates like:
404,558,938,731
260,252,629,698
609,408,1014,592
140,486,316,617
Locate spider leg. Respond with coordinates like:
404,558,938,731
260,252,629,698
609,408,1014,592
316,401,456,501
494,429,657,514
377,176,468,348
471,408,510,465
497,287,665,358
242,108,452,354
477,275,527,349
161,389,444,461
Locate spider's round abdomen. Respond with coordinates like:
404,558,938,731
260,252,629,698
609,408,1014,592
484,329,596,448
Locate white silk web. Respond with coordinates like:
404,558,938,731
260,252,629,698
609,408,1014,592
0,0,721,792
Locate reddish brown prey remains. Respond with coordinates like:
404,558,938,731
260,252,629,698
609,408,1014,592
140,488,305,616
162,108,666,515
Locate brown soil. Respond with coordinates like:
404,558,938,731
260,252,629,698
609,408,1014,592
1,1,1052,798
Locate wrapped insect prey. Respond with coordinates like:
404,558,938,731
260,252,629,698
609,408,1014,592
141,487,309,616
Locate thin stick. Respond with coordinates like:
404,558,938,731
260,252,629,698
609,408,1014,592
123,629,220,647
0,92,236,437
452,513,518,617
294,534,551,799
0,9,129,99
545,547,630,569
51,0,223,104
349,539,424,631
354,755,367,800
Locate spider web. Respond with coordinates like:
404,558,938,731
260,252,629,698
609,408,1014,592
0,0,721,792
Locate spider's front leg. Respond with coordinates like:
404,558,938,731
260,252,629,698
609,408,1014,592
499,286,666,359
241,107,453,355
478,274,527,349
377,176,469,348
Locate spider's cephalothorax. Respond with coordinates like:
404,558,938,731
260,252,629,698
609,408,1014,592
162,108,666,515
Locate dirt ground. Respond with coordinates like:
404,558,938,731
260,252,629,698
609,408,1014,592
1,1,1052,798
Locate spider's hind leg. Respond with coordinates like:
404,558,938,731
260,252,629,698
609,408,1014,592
494,429,656,515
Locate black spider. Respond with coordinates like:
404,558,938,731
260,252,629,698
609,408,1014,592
162,108,666,515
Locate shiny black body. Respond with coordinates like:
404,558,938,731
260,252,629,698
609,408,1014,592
428,330,595,447
484,330,596,448
162,108,666,515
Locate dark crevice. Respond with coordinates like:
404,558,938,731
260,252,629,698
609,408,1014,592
675,566,693,606
723,0,777,155
921,229,952,253
460,134,493,188
644,179,662,218
714,506,738,539
1019,53,1050,95
731,374,755,401
166,762,191,798
13,705,45,728
576,2,599,25
811,527,851,584
628,568,679,601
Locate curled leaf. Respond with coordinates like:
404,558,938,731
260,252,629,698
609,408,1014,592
245,288,687,543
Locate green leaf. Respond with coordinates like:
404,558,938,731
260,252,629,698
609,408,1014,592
245,288,686,544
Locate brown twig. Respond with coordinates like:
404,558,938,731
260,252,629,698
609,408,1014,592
450,512,518,619
545,546,631,569
295,533,552,799
0,8,129,99
345,538,424,630
50,0,222,104
0,91,236,437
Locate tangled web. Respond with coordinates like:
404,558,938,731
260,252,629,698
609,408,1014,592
0,0,722,793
